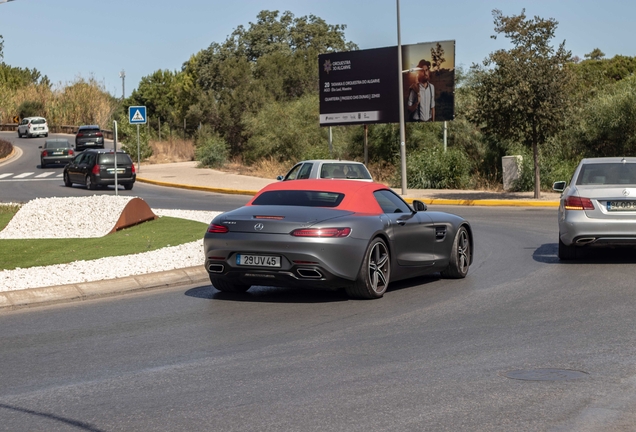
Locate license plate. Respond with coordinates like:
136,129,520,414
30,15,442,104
52,151,63,155
107,168,125,174
236,254,281,267
607,201,636,211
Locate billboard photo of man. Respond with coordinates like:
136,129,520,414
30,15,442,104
406,59,435,122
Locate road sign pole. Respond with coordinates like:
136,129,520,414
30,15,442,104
136,124,140,173
113,120,119,197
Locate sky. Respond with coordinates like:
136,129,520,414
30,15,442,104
1,0,634,97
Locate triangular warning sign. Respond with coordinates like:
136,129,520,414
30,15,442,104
131,110,145,121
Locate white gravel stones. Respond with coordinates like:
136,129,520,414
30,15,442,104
0,195,136,239
0,197,222,292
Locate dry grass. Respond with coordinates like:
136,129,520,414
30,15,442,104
145,139,196,164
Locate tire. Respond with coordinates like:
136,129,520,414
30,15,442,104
41,162,46,169
44,133,48,137
124,183,134,190
346,237,391,299
85,175,96,190
558,237,577,260
63,172,72,187
441,226,471,278
209,275,250,293
17,131,22,138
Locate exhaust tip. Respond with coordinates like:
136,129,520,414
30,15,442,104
207,263,224,273
576,237,597,245
297,268,323,279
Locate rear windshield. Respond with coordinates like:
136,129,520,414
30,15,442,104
576,163,636,185
320,163,372,180
252,190,345,207
80,126,100,131
98,154,132,165
31,118,46,124
45,141,70,148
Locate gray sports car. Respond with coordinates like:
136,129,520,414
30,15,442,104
553,157,636,260
204,179,473,299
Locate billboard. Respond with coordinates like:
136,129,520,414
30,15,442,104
319,40,455,126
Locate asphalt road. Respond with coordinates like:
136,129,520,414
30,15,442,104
2,204,636,431
0,131,251,211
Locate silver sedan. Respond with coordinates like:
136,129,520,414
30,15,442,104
553,157,636,260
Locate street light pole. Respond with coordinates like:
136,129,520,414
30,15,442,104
397,0,408,195
119,70,126,99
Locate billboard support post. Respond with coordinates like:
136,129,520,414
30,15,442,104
328,126,333,157
396,0,407,195
444,121,448,152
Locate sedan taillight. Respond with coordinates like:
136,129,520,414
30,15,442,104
76,132,84,138
92,164,100,174
208,224,229,233
96,132,103,137
41,150,48,157
564,196,594,210
131,164,136,174
290,227,351,237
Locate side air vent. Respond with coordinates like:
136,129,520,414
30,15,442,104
435,226,447,240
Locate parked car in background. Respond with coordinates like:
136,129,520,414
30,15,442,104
17,117,48,138
204,179,473,299
63,149,136,190
277,160,373,181
553,157,636,260
75,125,104,151
39,139,75,168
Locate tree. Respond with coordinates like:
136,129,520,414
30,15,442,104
430,42,446,73
584,48,605,60
470,9,572,198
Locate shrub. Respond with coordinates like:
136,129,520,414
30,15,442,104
18,100,44,118
195,126,229,168
403,145,471,189
0,139,12,159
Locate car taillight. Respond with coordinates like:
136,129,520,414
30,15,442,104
76,132,84,138
42,150,48,157
69,149,74,155
564,196,594,210
96,132,103,137
208,224,229,233
92,164,100,174
290,227,351,237
131,164,136,173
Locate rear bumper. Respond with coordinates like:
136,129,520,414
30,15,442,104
94,174,136,186
559,210,636,246
42,156,74,165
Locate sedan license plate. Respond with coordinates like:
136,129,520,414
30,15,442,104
236,254,281,267
52,151,63,155
607,201,636,211
106,168,126,174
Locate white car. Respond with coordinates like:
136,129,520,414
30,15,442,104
18,116,49,138
278,160,373,181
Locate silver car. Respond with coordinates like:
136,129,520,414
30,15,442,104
277,159,373,181
553,157,636,260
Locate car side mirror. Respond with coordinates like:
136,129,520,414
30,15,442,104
412,200,427,212
38,146,42,149
553,181,566,192
276,175,284,181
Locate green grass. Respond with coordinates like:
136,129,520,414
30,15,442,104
0,207,208,270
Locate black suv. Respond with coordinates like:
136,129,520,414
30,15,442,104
75,125,105,151
63,149,136,190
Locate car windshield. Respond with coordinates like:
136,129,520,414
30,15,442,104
98,154,132,165
252,190,345,207
576,163,636,185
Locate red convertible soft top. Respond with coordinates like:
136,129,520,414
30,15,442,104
247,179,393,213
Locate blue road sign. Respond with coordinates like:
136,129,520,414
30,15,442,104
129,106,147,124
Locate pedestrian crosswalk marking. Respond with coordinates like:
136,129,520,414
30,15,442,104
14,172,34,178
0,172,65,180
35,172,55,178
0,173,13,179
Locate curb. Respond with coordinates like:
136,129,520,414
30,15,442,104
0,266,209,311
137,176,560,207
137,177,259,196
